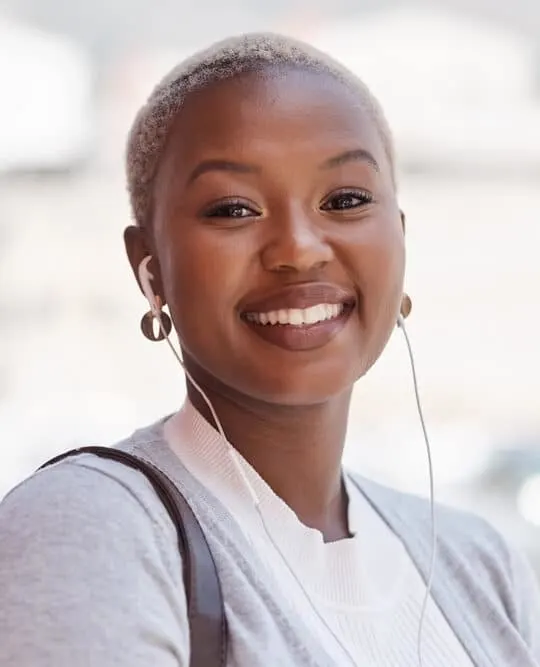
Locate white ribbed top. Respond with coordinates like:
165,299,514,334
164,401,473,666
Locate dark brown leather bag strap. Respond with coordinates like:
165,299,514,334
39,446,227,667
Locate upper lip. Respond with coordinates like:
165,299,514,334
240,283,357,313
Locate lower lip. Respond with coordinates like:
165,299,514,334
241,307,354,352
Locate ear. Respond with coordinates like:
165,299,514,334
400,210,406,234
123,226,167,305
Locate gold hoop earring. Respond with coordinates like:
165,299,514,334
400,293,412,320
140,296,172,342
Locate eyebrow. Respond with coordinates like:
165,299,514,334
187,159,261,184
187,148,379,184
322,149,380,172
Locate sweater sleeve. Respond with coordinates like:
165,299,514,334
0,459,189,666
510,544,540,660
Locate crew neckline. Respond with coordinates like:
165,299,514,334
162,400,410,611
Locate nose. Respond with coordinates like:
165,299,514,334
260,206,334,274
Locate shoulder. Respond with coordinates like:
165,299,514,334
0,452,188,666
349,472,540,650
349,471,513,557
1,451,177,551
0,451,184,597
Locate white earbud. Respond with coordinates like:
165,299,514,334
138,256,159,315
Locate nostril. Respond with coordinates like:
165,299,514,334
261,228,334,274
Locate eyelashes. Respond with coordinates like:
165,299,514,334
204,199,261,219
320,189,374,212
201,189,375,222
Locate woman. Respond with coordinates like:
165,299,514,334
0,33,539,667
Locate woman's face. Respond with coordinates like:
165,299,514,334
126,68,405,406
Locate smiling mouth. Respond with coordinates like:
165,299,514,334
242,301,355,327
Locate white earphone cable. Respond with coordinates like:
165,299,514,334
138,259,262,502
398,314,438,667
158,312,358,665
144,263,437,667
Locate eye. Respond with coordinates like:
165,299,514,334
203,199,261,219
320,189,374,212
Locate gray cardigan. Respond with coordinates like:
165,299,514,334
1,421,539,666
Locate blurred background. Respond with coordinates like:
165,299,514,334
0,1,539,573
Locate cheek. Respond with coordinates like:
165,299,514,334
371,226,405,297
349,215,405,292
158,231,250,347
345,217,405,334
346,221,405,374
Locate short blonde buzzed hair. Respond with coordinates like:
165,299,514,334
126,32,394,227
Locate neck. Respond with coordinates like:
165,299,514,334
186,380,353,542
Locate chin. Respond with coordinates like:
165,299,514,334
183,335,370,408
236,358,363,408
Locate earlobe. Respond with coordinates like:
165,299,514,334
400,293,412,319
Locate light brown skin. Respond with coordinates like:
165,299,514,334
125,68,406,542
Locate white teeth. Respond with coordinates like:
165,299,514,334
289,310,304,325
247,303,345,326
278,309,288,324
303,306,322,325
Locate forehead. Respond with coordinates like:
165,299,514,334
161,68,389,175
